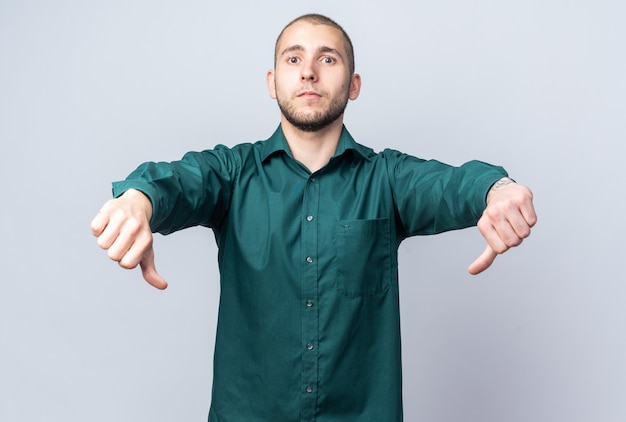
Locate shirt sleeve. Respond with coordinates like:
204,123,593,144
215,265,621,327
111,145,239,235
383,149,508,237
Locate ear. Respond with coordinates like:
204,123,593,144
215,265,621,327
348,73,362,101
266,69,277,100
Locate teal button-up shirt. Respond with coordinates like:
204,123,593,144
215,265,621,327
112,125,507,421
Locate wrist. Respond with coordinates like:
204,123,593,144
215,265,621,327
486,177,516,204
122,188,153,221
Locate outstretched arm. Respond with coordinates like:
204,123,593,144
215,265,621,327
90,188,168,289
468,178,537,275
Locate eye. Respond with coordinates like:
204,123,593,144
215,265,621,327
321,56,335,64
288,57,300,64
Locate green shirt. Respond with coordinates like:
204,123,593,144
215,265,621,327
112,125,507,422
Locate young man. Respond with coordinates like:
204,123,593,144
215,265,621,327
91,14,536,422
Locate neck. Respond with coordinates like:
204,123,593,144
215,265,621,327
281,116,344,173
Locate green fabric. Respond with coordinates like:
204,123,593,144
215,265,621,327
112,125,507,422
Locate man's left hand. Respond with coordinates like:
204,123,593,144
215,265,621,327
468,178,537,275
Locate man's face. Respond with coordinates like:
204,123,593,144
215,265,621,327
267,21,360,132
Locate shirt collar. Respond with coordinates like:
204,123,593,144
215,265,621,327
260,124,374,163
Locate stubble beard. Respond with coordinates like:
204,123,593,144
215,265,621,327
277,90,349,133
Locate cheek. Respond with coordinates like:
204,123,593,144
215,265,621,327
273,74,292,93
274,82,287,98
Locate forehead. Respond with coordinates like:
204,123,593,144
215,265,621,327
277,21,346,55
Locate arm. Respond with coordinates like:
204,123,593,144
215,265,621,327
388,151,509,236
90,188,167,289
91,145,239,289
467,177,537,275
386,151,535,273
112,147,237,235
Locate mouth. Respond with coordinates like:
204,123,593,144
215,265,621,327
298,90,322,100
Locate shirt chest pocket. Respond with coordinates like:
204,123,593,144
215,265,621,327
334,218,391,298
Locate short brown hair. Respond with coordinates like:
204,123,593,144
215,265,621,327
274,14,355,75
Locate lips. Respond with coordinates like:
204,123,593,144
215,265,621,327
297,90,321,99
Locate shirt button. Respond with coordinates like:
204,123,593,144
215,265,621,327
306,215,314,222
306,343,314,350
306,300,313,307
306,386,313,393
306,257,313,263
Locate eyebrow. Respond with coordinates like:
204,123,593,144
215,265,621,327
280,45,345,61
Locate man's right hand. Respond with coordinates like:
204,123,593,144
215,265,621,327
90,189,168,290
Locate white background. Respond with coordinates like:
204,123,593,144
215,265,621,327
1,1,624,421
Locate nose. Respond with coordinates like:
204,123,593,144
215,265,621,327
300,61,317,82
